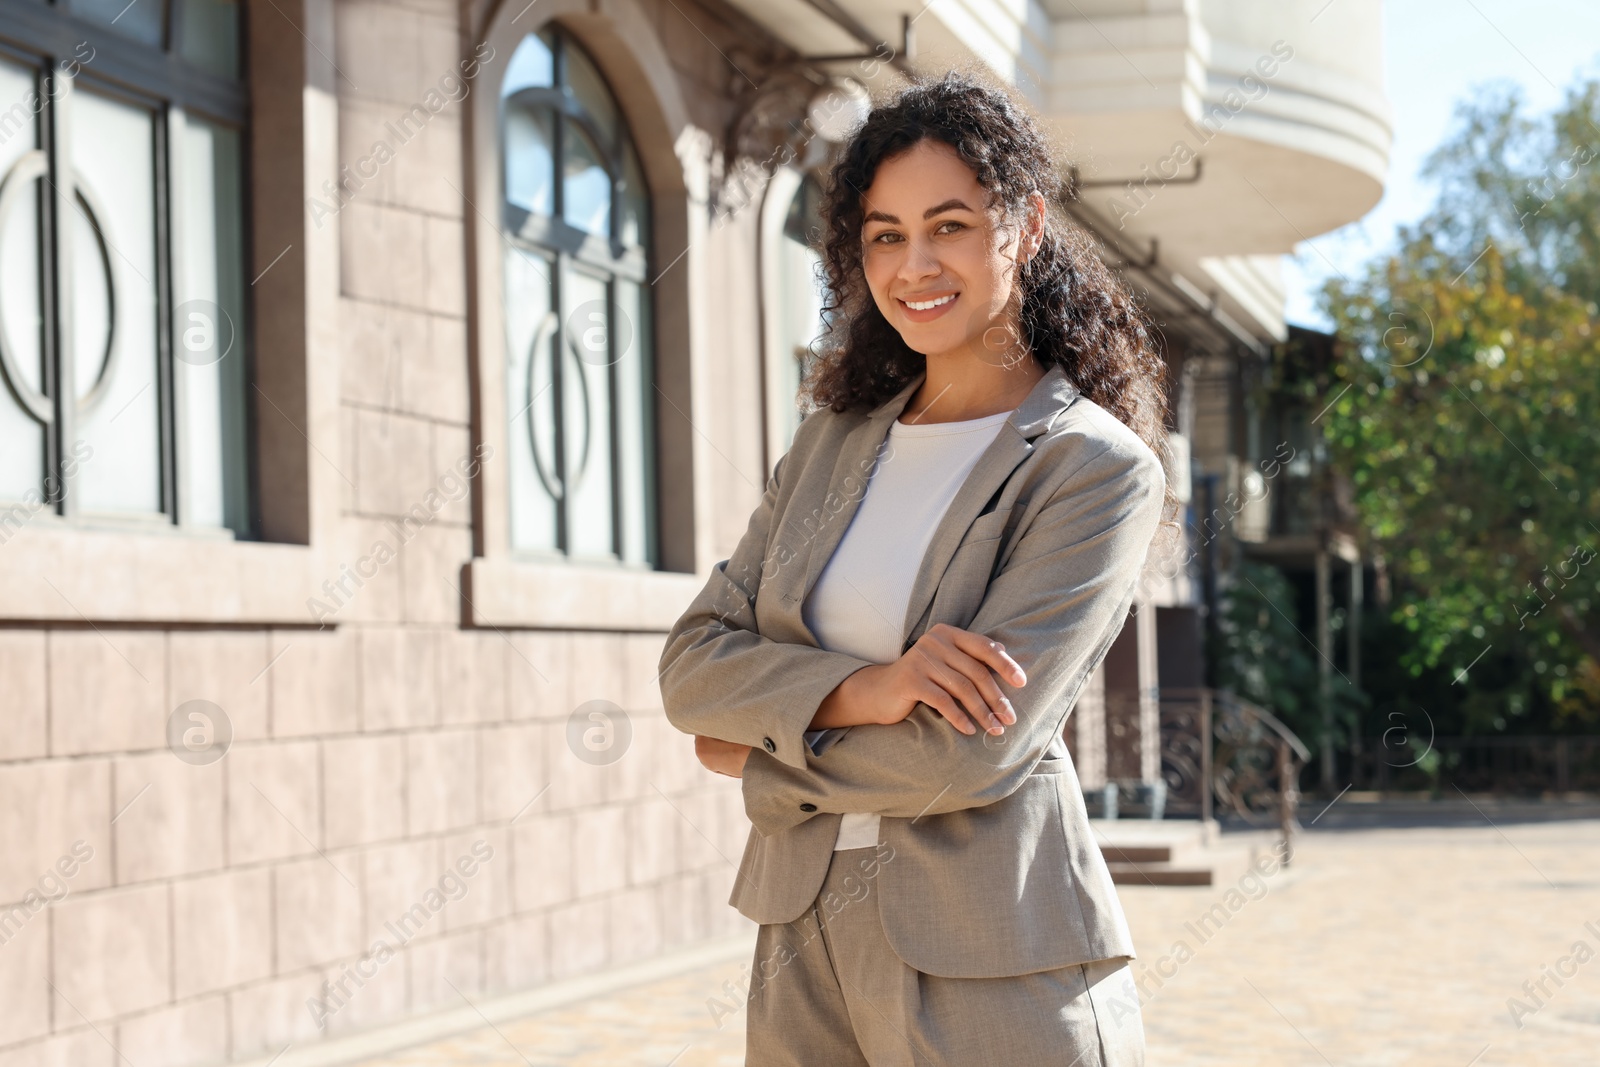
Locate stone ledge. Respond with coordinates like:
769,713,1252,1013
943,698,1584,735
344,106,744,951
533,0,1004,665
0,523,330,625
464,557,703,632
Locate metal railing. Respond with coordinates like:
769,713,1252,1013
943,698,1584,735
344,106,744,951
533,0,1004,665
1158,687,1311,861
1350,735,1600,794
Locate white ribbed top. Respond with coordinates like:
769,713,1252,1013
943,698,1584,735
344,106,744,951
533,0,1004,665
801,407,1013,849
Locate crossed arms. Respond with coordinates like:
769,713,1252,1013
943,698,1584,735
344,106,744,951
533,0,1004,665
657,435,1166,838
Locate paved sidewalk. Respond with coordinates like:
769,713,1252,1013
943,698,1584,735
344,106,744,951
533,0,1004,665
348,814,1600,1066
343,950,751,1066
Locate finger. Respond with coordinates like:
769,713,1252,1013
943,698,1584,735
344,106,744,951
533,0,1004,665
937,636,1018,726
913,677,980,735
919,645,1004,735
950,628,1027,687
963,658,1018,727
933,646,1013,732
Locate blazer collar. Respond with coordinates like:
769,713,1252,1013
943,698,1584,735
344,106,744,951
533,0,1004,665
792,362,1080,650
866,362,1079,439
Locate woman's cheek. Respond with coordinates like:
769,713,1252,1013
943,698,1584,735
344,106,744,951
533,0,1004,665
871,279,900,319
864,254,897,297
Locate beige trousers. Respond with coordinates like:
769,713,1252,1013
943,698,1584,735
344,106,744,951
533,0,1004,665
745,846,1146,1066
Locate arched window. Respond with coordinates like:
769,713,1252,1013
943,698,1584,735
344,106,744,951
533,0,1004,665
499,26,655,565
765,169,826,449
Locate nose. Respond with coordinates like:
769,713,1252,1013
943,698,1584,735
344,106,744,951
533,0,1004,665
896,234,941,284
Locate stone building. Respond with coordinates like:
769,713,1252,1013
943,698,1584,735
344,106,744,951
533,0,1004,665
0,0,1385,1062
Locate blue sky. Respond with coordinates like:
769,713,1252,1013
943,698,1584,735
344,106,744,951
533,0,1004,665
1283,0,1600,329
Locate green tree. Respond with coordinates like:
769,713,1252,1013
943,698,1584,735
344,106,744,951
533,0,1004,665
1319,80,1600,733
1207,558,1352,755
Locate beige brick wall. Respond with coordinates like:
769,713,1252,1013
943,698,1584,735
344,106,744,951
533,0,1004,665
0,628,754,1063
0,0,772,1062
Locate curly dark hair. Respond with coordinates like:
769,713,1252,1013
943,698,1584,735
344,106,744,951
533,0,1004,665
804,69,1176,523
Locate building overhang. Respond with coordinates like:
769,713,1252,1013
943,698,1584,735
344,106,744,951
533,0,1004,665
717,0,1390,344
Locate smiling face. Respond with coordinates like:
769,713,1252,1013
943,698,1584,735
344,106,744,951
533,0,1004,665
859,138,1041,361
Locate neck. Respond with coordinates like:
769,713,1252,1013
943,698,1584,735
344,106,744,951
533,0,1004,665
900,353,1046,424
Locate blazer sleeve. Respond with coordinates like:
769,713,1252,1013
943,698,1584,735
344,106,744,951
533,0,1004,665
738,440,1166,835
656,440,879,771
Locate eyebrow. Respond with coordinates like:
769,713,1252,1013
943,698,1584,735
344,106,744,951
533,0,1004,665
862,198,975,225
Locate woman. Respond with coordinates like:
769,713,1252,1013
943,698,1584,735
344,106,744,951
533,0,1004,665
658,71,1177,1066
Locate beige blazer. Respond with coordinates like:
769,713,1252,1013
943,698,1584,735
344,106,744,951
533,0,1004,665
657,363,1166,979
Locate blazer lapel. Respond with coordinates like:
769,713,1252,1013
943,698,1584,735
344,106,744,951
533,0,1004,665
897,365,1079,648
785,376,921,643
785,364,1080,650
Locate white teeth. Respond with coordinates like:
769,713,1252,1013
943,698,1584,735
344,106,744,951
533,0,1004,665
905,294,955,311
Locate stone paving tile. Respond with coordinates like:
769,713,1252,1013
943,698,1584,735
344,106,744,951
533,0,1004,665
1121,818,1600,1066
347,957,751,1066
351,818,1600,1066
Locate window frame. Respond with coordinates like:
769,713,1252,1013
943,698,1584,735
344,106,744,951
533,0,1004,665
758,164,828,471
463,9,700,631
0,0,344,625
497,24,655,568
0,0,248,123
0,0,256,534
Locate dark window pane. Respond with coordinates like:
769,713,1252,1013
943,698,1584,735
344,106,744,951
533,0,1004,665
562,41,617,150
783,173,825,247
620,140,647,250
71,0,167,48
181,0,242,80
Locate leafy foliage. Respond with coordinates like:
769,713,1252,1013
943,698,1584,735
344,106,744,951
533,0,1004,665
1319,80,1600,733
1207,559,1364,757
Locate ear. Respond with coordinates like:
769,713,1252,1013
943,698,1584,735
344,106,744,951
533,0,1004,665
1024,191,1047,259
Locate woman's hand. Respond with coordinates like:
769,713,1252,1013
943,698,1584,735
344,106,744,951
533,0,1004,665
695,735,752,778
811,623,1027,736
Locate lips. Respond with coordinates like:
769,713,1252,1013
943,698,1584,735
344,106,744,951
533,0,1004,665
896,291,959,323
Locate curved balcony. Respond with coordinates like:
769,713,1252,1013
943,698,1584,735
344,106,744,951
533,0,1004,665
1044,0,1390,258
707,0,1389,341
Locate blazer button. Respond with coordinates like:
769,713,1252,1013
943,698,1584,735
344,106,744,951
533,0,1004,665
762,737,776,754
799,802,817,812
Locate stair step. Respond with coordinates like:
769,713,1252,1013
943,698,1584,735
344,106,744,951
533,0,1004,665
1107,862,1213,887
1099,844,1172,864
